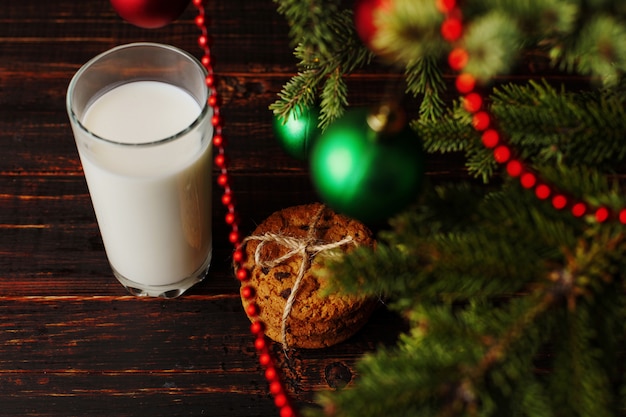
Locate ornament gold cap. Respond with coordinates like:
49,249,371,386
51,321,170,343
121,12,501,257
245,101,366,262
366,102,406,135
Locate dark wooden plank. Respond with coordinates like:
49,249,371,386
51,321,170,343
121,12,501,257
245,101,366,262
0,295,405,415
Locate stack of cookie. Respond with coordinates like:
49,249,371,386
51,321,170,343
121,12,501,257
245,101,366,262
239,203,377,349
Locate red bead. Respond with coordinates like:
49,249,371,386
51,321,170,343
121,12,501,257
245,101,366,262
441,17,463,41
265,366,278,382
463,93,482,113
279,406,295,417
241,285,255,300
535,184,551,200
552,195,567,210
233,249,245,263
225,212,237,225
212,134,224,147
482,129,499,148
214,153,226,168
520,172,536,189
198,35,209,48
208,94,219,107
241,288,255,302
448,48,469,71
506,160,522,177
221,192,233,206
250,321,265,335
201,55,211,67
229,230,241,244
456,73,476,94
246,302,260,317
472,111,490,131
595,207,610,223
270,381,283,395
195,14,205,28
259,352,272,367
205,74,215,87
193,0,204,7
217,173,229,187
572,202,587,218
436,0,456,13
211,114,222,127
236,267,249,282
254,336,267,351
620,209,626,224
493,145,511,164
274,393,288,408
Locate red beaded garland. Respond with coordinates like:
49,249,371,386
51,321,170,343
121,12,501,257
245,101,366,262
274,394,288,408
259,352,272,367
463,92,482,113
552,195,568,210
441,17,463,41
506,160,522,177
535,184,551,200
448,48,469,71
595,207,610,223
225,211,237,225
456,73,476,93
493,145,511,164
482,130,499,148
250,320,264,334
192,2,297,416
265,366,278,382
221,192,233,206
232,249,244,263
217,173,229,187
212,134,224,147
472,111,490,131
246,303,260,317
436,0,456,13
280,407,295,417
437,1,626,224
520,172,537,189
254,336,267,351
236,267,249,282
572,202,587,218
270,380,283,395
241,285,255,300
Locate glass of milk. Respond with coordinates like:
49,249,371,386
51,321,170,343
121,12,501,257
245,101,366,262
66,43,213,298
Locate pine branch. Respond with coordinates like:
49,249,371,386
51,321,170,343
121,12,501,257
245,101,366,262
405,56,446,122
269,70,323,120
273,0,344,59
318,69,348,129
461,10,523,82
490,80,626,169
552,13,626,86
270,1,371,126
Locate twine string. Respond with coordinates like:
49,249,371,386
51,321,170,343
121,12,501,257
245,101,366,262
241,206,354,350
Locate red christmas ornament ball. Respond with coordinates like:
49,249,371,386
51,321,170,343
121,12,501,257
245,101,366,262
353,0,392,53
110,0,191,29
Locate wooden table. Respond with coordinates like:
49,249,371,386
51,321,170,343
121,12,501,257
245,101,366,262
1,2,413,415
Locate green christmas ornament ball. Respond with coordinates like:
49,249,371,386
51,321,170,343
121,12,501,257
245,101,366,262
310,104,425,223
273,105,321,160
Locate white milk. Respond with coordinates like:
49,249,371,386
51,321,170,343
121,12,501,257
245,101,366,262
78,81,212,287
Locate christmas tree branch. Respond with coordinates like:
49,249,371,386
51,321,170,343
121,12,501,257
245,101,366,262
270,0,372,128
312,183,626,417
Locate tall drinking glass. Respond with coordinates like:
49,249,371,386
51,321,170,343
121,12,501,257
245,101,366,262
67,43,213,298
